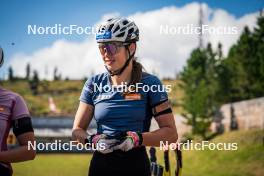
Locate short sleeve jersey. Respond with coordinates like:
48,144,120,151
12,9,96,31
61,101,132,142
80,72,168,137
0,88,30,152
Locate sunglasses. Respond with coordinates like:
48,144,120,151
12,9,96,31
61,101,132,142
98,42,128,56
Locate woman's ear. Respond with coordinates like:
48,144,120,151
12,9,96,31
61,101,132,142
129,43,136,54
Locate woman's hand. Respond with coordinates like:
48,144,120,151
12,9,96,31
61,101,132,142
113,131,142,152
89,134,119,154
72,102,94,144
72,128,88,144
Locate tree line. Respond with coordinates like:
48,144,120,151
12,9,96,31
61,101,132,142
180,15,264,138
8,65,63,95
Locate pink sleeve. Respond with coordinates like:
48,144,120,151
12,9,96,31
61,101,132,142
11,95,30,120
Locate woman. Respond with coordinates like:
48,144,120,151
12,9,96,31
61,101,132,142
0,47,36,176
72,18,178,176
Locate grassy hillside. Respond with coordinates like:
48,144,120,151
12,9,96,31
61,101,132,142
155,129,264,176
12,129,264,176
1,79,183,116
1,80,85,116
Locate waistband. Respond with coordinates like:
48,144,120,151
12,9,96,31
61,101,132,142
94,146,147,156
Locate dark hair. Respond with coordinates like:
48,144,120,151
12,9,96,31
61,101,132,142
122,58,144,96
131,59,143,85
129,43,143,85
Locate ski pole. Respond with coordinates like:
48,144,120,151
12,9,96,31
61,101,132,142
164,149,171,176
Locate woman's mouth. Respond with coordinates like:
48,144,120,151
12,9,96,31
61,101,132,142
105,59,115,65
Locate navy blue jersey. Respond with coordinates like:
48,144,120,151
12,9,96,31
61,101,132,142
80,72,168,136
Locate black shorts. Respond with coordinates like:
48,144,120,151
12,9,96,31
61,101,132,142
88,146,151,176
0,164,12,176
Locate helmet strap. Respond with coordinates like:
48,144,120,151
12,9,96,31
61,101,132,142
105,44,135,76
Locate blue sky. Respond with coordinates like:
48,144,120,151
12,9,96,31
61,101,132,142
0,0,263,79
1,0,263,58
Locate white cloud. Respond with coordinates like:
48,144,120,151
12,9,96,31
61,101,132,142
10,39,105,80
9,2,258,79
205,8,258,55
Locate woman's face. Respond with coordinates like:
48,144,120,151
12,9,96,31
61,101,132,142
99,42,135,71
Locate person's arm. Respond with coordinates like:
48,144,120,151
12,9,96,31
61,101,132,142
141,77,178,147
142,113,178,146
142,99,178,147
72,101,94,144
0,94,36,163
0,132,36,162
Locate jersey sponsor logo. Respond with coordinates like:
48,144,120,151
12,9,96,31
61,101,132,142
124,93,141,100
97,93,112,100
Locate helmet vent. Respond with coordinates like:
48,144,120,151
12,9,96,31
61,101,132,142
113,25,120,33
116,32,125,37
123,20,129,25
120,27,127,32
108,24,114,31
128,28,134,34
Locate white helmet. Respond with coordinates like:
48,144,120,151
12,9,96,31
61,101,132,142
96,17,139,43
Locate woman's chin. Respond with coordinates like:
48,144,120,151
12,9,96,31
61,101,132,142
106,64,118,70
105,66,116,72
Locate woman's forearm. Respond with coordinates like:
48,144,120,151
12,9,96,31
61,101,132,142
0,146,36,163
142,127,178,147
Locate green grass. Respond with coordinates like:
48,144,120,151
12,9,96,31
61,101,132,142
13,154,92,176
171,129,263,176
12,129,264,176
